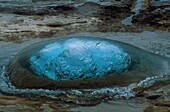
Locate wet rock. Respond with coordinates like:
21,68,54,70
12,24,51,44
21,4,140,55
145,92,162,100
132,0,170,28
48,5,76,11
144,101,170,112
0,96,76,112
10,19,24,24
150,0,170,7
77,2,102,16
0,0,78,15
100,5,132,19
97,1,133,29
0,13,101,42
0,0,142,36
144,106,170,112
73,100,146,112
46,21,64,27
0,0,132,16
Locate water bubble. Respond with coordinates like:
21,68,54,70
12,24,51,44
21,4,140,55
0,36,169,105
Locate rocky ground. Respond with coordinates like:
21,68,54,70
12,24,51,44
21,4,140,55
0,0,169,42
0,0,170,112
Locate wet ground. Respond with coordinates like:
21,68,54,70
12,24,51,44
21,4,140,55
0,0,170,112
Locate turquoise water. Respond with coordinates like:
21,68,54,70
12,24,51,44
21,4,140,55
29,38,132,81
0,32,170,105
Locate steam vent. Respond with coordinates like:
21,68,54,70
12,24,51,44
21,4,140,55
8,36,163,89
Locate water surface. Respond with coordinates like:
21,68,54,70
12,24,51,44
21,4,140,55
0,32,170,105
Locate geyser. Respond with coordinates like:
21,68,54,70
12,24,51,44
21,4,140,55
7,36,170,90
29,38,132,81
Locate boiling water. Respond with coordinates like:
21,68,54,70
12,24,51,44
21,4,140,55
0,33,170,105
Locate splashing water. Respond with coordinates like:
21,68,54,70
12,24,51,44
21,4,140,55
0,36,170,105
29,38,132,81
1,65,169,105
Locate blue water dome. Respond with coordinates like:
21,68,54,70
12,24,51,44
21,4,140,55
29,38,132,81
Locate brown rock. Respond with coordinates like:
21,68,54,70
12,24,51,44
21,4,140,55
46,22,64,27
144,101,170,112
0,96,78,112
144,106,170,112
145,92,162,100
